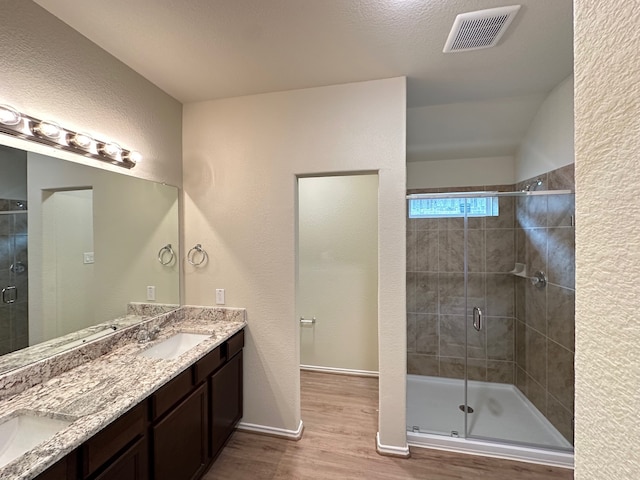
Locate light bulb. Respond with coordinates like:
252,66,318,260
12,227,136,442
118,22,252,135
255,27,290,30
69,132,93,149
123,150,142,164
99,142,121,158
0,104,21,126
33,120,62,139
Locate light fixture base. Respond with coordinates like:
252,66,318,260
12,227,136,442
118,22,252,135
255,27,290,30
0,108,137,169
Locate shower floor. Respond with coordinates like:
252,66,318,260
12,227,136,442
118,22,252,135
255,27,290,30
407,374,571,450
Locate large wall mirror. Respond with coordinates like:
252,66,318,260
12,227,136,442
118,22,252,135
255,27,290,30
0,143,179,373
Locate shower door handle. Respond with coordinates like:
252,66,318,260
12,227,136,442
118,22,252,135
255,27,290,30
2,286,17,304
473,306,483,332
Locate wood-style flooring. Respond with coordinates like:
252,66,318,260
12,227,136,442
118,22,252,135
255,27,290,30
203,371,573,480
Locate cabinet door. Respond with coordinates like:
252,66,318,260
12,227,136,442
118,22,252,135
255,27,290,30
153,383,208,480
93,437,148,480
210,350,243,458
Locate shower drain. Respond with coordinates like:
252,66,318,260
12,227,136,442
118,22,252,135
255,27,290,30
459,405,474,413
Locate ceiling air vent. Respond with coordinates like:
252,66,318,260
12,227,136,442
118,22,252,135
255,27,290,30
443,5,521,53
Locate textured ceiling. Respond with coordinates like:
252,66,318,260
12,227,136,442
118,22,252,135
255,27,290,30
34,0,573,107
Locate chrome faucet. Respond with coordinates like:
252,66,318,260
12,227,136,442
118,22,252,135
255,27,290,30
137,326,161,343
137,329,150,343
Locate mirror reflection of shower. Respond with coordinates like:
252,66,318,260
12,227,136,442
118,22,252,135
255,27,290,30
0,145,28,355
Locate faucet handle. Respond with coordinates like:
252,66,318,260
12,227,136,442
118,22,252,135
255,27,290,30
150,326,161,339
137,329,150,344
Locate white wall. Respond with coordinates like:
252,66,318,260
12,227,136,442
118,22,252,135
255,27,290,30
516,75,575,182
298,175,378,373
574,1,640,478
406,79,574,190
0,1,182,187
183,78,407,448
407,94,545,163
407,156,515,189
405,94,544,190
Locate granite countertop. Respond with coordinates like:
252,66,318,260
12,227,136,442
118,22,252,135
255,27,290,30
0,306,246,480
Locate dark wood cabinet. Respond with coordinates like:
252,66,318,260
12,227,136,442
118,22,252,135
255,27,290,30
152,383,209,480
33,328,243,480
210,350,243,458
193,345,224,385
82,402,147,479
34,450,78,480
151,368,194,420
225,330,244,360
93,437,148,480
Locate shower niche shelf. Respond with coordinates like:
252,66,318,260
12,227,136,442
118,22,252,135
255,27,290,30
509,263,527,277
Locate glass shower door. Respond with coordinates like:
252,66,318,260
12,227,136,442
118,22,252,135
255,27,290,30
463,190,575,452
406,194,472,439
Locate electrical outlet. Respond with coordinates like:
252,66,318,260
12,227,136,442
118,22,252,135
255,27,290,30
146,286,156,301
215,288,225,305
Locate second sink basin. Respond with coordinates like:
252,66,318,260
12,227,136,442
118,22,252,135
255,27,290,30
139,333,211,360
0,412,74,469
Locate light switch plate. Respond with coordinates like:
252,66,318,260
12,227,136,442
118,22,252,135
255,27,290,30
147,286,156,301
83,252,94,264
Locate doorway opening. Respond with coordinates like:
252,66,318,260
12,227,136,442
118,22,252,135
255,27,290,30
41,188,94,341
296,174,379,376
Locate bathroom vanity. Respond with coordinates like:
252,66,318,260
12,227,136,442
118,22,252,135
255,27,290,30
0,306,246,480
0,115,245,480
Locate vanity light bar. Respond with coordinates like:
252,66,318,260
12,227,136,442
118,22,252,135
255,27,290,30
0,104,139,169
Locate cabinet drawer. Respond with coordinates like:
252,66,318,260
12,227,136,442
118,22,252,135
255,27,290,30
151,367,194,420
93,437,148,480
193,345,223,384
226,330,244,360
82,402,146,478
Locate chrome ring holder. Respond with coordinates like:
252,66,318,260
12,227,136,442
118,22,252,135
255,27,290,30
157,244,176,266
187,244,208,266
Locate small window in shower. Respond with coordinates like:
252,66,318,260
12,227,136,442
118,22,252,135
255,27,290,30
408,197,499,218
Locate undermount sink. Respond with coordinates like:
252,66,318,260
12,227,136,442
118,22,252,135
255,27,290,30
0,412,74,469
138,333,211,360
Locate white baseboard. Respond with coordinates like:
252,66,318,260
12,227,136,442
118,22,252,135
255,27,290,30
376,432,411,458
300,364,379,378
237,420,304,441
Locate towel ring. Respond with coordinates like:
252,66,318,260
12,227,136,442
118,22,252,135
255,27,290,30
187,244,208,266
157,244,175,266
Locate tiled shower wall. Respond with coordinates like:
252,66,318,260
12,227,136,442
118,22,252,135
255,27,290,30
515,164,575,443
406,185,518,383
0,199,28,355
406,164,575,444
